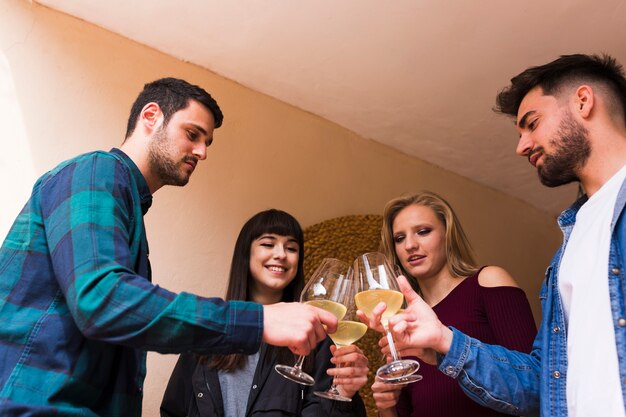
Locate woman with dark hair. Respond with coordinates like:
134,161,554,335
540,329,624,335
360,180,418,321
371,192,537,417
161,209,368,417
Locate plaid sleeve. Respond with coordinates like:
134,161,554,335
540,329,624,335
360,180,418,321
40,152,262,354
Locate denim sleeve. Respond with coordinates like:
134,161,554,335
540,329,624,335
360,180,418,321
438,327,541,416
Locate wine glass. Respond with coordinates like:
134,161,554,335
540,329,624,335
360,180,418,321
274,258,350,385
378,266,423,385
378,303,423,385
314,269,367,401
353,252,420,381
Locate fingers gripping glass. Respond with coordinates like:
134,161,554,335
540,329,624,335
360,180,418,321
354,252,420,381
378,267,422,385
314,268,366,401
274,258,350,385
379,302,423,385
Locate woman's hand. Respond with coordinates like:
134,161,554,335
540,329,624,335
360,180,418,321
371,378,402,414
326,344,369,398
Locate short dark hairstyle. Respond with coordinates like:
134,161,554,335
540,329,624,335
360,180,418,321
209,209,308,371
124,77,224,138
494,53,626,123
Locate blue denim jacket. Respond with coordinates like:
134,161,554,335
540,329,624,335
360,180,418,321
438,180,626,417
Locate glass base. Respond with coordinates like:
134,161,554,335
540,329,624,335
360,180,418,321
314,389,352,402
274,364,315,386
381,373,423,385
376,358,420,381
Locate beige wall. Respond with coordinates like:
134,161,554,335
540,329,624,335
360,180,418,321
1,1,562,416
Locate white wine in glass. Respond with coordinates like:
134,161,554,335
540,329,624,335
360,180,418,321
328,320,368,347
353,289,404,321
354,252,420,382
315,269,366,402
305,299,347,322
274,258,350,385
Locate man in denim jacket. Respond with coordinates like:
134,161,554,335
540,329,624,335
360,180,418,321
366,54,626,417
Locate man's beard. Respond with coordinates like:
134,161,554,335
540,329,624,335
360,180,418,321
537,110,591,188
148,126,190,187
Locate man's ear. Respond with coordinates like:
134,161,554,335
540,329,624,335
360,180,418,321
575,85,594,119
140,102,163,133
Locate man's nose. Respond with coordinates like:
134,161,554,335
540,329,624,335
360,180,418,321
193,144,207,160
516,133,533,157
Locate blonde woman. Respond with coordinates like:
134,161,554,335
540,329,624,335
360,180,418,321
372,191,536,417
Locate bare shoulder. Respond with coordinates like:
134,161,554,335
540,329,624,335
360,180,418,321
477,265,520,288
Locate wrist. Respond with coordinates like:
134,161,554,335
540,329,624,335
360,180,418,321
435,324,453,354
378,408,398,417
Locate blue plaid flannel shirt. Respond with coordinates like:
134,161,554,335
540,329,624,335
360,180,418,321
0,148,262,416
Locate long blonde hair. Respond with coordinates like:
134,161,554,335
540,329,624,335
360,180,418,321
380,191,478,292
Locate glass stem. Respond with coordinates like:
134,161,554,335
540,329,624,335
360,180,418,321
294,355,305,370
328,343,344,394
383,322,400,361
329,357,341,392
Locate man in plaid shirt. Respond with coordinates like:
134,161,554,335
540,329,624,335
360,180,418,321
0,78,336,417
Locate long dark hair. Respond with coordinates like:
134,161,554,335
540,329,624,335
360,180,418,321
208,209,306,371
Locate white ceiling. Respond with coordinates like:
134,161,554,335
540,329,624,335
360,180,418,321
34,0,626,216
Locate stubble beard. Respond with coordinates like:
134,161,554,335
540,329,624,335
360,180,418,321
148,126,190,187
537,110,591,188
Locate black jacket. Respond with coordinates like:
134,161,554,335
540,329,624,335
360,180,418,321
160,338,366,417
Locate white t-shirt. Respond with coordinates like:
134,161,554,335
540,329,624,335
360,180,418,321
558,164,626,417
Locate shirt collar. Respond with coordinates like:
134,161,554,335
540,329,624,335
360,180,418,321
110,148,153,215
558,193,588,228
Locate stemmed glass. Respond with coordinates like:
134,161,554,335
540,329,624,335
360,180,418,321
379,267,423,385
314,269,367,401
275,258,350,385
354,252,420,381
378,302,423,385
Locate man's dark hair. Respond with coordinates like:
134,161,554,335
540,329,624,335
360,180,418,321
494,53,626,123
125,77,224,138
